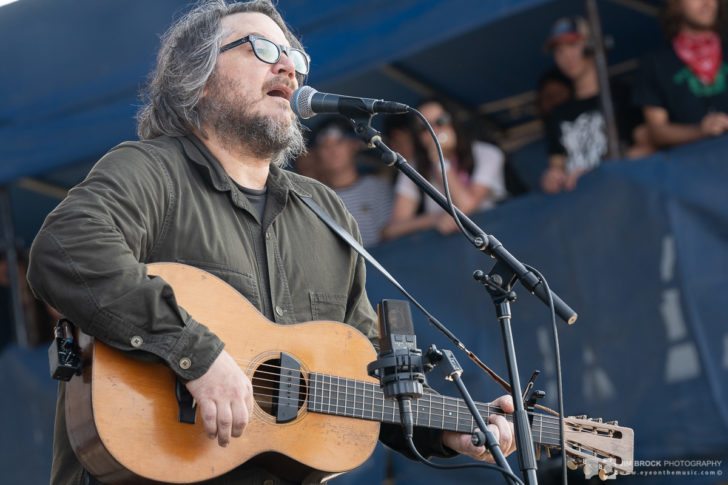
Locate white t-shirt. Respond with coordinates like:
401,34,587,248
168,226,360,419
394,141,506,214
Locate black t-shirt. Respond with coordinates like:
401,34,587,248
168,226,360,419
633,42,728,124
546,96,606,173
546,81,641,173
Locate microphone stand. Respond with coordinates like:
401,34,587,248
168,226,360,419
426,346,519,485
346,113,578,485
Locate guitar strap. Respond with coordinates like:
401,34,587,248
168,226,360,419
296,194,401,293
296,193,516,397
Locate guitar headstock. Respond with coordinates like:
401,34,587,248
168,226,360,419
547,415,634,481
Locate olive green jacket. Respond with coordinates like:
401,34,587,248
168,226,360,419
27,135,450,485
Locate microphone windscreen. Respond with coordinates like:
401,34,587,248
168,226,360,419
290,85,317,119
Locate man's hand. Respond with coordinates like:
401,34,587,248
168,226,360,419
441,394,516,462
700,112,728,137
185,350,254,447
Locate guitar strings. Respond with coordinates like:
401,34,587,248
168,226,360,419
242,389,564,443
242,363,567,433
230,358,607,437
245,371,565,437
235,359,559,430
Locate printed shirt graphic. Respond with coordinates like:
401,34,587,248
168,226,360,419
674,64,728,98
559,111,606,173
546,95,607,174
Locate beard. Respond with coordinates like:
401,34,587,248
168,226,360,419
197,72,306,167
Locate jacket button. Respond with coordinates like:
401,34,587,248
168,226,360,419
179,357,192,370
130,336,143,348
265,231,271,240
275,306,284,317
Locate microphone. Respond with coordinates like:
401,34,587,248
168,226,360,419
290,86,410,119
367,300,425,439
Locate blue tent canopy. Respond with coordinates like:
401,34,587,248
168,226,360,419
1,0,663,187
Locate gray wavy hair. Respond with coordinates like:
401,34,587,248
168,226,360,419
136,0,305,140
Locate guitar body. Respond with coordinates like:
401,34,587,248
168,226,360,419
66,263,380,484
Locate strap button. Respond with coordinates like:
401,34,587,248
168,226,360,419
130,336,143,348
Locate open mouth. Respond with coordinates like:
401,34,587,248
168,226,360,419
266,87,291,100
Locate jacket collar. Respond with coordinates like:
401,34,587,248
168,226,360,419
178,134,311,199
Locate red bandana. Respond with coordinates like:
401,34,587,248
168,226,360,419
673,32,723,85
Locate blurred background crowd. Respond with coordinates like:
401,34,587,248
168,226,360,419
291,0,727,248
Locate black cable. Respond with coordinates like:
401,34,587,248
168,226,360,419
405,435,525,485
525,264,567,485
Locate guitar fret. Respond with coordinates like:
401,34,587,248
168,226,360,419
346,379,356,417
336,376,341,416
439,394,445,429
428,394,432,428
538,414,542,445
354,380,360,419
370,383,375,421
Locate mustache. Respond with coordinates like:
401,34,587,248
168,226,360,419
262,77,296,92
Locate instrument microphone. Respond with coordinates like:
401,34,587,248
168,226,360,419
290,86,410,119
367,300,425,439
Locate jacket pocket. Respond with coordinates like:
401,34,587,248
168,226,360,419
173,259,261,311
309,292,347,322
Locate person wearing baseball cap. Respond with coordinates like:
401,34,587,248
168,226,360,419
541,16,652,194
312,117,394,247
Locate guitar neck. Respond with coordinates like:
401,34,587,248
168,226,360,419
308,373,560,448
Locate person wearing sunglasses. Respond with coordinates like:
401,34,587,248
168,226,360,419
382,99,507,240
27,1,515,484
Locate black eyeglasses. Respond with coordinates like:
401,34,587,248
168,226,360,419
220,35,310,76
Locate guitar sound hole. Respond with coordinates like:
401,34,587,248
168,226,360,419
252,358,307,418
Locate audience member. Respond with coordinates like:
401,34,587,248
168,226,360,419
504,69,574,194
382,99,506,240
381,112,423,174
312,117,393,247
542,16,653,194
633,0,728,148
537,68,574,120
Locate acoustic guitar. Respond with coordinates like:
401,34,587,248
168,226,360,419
65,263,633,483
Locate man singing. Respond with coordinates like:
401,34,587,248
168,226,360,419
27,1,515,483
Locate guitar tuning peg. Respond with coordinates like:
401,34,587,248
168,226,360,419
607,420,618,425
567,460,579,471
592,417,603,423
598,467,615,481
575,414,587,419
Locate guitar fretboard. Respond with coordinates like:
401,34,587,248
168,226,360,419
307,373,559,447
